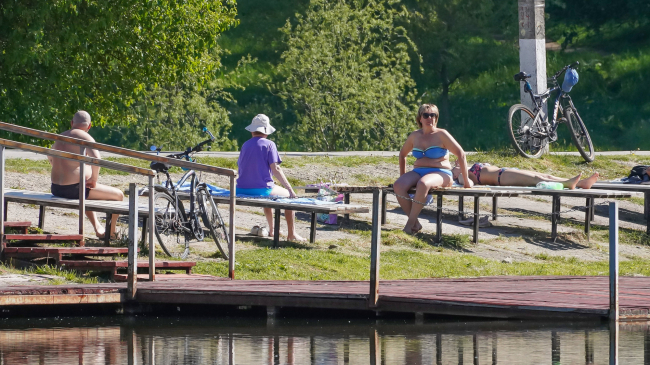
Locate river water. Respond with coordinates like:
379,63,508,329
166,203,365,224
0,316,647,364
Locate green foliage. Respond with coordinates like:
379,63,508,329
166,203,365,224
274,0,417,151
0,0,238,139
401,0,518,125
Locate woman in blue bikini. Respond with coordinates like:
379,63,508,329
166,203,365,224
393,104,474,234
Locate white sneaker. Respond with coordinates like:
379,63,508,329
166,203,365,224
258,227,269,237
250,225,260,235
459,216,491,228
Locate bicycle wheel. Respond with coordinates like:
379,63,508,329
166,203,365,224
566,108,595,162
153,190,190,259
508,104,548,158
197,187,230,260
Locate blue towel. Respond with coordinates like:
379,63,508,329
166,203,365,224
176,183,339,206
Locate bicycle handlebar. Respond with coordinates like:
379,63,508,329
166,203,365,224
162,128,216,161
551,61,579,79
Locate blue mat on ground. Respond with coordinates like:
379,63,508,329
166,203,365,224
176,183,340,206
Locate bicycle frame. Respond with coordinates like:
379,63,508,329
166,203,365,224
522,80,573,138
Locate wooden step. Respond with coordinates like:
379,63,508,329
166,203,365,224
58,260,195,279
112,273,222,282
2,247,129,263
4,234,84,243
4,221,31,234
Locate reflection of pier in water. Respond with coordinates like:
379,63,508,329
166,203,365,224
1,321,650,364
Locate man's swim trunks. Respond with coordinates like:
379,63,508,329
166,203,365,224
51,183,90,199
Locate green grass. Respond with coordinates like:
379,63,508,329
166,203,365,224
194,247,650,280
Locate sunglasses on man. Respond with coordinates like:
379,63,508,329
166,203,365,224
422,113,438,119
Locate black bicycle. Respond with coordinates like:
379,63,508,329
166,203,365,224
508,61,594,162
149,128,230,259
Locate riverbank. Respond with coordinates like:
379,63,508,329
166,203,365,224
2,152,650,283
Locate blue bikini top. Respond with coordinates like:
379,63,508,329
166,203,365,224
412,146,449,159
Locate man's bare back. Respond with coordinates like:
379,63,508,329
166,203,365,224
48,111,124,238
50,128,99,186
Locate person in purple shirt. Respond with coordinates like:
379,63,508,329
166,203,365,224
237,114,306,242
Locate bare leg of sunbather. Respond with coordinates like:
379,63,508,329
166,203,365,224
264,186,305,242
402,172,452,234
498,170,582,190
394,172,422,234
576,172,599,189
88,183,123,238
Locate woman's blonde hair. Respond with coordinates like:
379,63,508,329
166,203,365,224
416,104,440,128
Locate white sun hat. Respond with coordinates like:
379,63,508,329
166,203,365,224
245,114,276,135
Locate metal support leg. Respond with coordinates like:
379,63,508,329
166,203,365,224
584,198,591,241
344,193,350,222
2,200,6,221
492,196,498,221
381,191,387,225
551,195,560,242
458,196,464,221
369,190,382,308
436,194,443,243
38,205,45,229
310,212,316,243
473,197,480,244
104,213,112,247
273,208,281,248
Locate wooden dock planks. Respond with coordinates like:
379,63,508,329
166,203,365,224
1,276,648,319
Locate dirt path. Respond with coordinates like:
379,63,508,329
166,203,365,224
3,160,648,270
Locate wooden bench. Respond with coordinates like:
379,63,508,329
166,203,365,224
300,185,526,243
590,183,650,233
476,187,632,241
3,188,154,246
209,195,369,247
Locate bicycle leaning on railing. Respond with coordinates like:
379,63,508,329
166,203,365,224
149,128,230,259
508,61,595,162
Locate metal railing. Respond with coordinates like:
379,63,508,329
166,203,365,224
0,121,238,282
0,138,154,299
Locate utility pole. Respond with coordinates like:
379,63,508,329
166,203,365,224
518,0,547,120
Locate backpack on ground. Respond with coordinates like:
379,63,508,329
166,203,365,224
628,165,650,182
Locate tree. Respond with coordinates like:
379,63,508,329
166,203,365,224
402,0,517,126
0,0,238,139
275,0,417,152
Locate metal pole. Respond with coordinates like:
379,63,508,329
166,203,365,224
229,175,236,279
0,146,5,258
78,146,86,244
610,320,619,365
369,189,382,307
609,201,619,322
127,183,138,299
370,329,380,365
518,0,548,126
149,176,155,281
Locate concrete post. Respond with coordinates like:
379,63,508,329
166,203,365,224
518,0,547,119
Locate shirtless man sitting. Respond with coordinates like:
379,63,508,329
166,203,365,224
48,111,124,238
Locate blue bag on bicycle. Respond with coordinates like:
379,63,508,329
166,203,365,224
562,68,579,92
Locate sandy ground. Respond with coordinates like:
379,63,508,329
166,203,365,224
1,160,648,284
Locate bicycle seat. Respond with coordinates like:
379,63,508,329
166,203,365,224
150,161,171,173
514,72,531,82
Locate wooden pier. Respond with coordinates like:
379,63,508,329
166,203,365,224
2,275,650,320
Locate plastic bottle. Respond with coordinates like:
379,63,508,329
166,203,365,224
535,181,564,190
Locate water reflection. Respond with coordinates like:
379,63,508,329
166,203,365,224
0,316,649,364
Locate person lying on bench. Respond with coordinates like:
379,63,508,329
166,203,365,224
393,104,474,235
451,161,599,189
48,111,124,239
236,114,306,242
